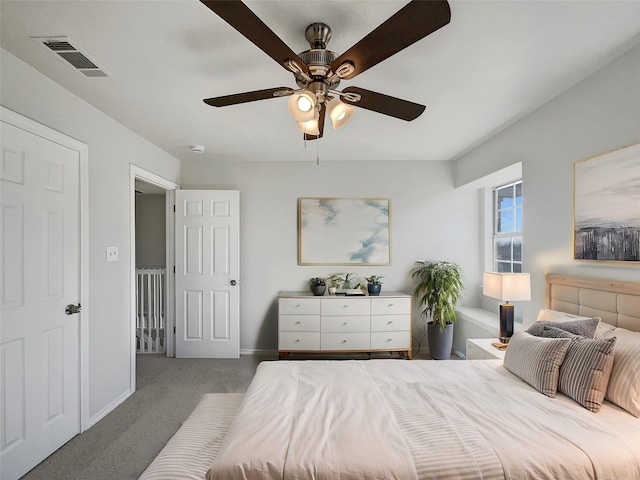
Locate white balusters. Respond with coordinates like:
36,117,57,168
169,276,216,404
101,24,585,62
136,268,166,353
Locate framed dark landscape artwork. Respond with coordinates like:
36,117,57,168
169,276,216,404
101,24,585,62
573,142,640,263
298,198,391,265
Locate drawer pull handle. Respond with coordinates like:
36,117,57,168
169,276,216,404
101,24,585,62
386,338,392,342
387,321,393,325
342,339,347,343
343,305,348,308
343,322,348,326
295,339,301,343
388,303,394,307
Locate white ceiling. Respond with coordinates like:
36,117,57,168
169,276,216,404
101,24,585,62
2,1,640,162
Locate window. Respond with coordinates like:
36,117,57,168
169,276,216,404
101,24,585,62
493,180,522,272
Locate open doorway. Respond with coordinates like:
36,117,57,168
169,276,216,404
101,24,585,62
135,180,167,354
129,165,178,393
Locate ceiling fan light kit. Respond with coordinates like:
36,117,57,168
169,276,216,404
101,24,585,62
326,97,355,129
200,0,451,141
288,91,316,122
296,117,320,136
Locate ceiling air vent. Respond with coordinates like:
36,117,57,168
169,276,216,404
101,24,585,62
31,36,111,78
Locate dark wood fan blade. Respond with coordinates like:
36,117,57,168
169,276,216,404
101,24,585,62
331,0,451,80
341,87,425,121
204,87,293,107
304,103,326,141
201,1,310,75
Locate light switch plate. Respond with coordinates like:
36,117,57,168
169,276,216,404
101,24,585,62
106,246,119,262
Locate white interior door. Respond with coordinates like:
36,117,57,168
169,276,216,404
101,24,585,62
175,190,239,358
1,120,81,479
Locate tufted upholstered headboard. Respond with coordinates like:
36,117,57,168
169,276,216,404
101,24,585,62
546,274,640,332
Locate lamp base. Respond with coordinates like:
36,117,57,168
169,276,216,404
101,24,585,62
499,303,514,344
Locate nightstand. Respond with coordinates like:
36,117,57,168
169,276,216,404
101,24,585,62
466,338,506,360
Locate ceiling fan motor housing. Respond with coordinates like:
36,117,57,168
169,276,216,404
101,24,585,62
294,23,340,92
296,49,339,89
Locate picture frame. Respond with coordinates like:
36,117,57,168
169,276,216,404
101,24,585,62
573,142,640,263
298,198,391,266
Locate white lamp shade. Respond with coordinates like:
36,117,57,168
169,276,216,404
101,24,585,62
295,114,320,135
288,91,316,122
326,97,354,129
483,272,531,302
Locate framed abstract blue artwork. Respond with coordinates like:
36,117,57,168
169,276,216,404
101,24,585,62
298,198,391,265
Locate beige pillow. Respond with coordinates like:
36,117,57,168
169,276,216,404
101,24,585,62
604,327,640,417
503,331,572,398
541,325,616,412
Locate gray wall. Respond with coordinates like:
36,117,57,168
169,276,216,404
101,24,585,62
454,44,640,325
180,161,482,353
1,49,181,422
135,194,166,268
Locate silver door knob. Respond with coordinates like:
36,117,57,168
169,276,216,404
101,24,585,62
65,304,82,315
230,280,237,286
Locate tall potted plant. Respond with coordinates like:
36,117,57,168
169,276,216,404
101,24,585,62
411,261,463,360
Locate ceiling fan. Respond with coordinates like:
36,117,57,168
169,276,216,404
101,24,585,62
201,0,451,140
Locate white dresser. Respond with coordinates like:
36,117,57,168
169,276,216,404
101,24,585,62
278,292,412,359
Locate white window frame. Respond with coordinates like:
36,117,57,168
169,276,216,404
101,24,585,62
493,180,523,273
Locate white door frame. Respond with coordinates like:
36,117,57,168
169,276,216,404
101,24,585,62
129,165,178,390
0,106,91,432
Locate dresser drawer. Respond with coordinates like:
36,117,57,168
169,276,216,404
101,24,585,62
321,316,370,333
371,297,411,315
279,331,321,351
321,298,371,316
371,315,411,332
279,315,320,332
371,331,411,350
321,333,370,351
279,298,321,315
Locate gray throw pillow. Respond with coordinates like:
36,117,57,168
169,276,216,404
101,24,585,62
539,325,575,339
526,317,600,338
503,331,572,398
541,325,616,412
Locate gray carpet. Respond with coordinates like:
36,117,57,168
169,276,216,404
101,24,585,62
20,354,270,480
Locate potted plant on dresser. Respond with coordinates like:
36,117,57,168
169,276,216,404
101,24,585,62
364,275,384,296
328,274,342,295
411,261,463,360
308,277,326,296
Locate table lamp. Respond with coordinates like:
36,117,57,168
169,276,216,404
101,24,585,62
483,272,531,343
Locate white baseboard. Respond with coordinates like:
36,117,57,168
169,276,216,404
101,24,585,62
240,349,277,356
87,389,132,429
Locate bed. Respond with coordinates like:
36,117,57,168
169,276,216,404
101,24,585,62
140,274,640,480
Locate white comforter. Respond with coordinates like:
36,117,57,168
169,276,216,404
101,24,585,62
207,360,640,480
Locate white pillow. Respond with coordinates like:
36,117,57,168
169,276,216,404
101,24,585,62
594,321,617,340
604,327,640,417
536,308,589,323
